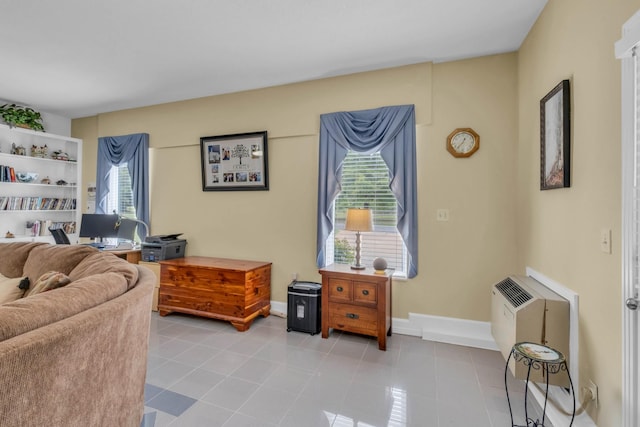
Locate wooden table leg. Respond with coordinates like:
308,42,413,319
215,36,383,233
230,320,251,332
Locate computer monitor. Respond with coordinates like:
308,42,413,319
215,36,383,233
78,214,120,241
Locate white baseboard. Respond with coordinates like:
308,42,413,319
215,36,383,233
407,312,499,350
270,301,287,319
391,317,422,337
529,383,597,427
273,300,497,350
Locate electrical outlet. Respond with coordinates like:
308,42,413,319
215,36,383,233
436,209,450,222
582,380,598,408
291,272,298,281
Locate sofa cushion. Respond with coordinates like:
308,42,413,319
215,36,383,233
0,242,46,278
0,272,129,343
69,252,139,290
24,271,72,297
22,244,97,285
0,274,27,304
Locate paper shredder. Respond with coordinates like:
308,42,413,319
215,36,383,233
287,281,322,335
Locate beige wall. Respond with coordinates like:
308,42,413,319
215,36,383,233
517,0,640,424
72,55,519,320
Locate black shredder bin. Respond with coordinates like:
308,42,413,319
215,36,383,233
287,281,322,335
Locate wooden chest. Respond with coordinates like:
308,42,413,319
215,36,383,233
319,264,392,350
158,256,271,331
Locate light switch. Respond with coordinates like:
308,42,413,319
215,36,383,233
600,229,611,254
436,209,450,222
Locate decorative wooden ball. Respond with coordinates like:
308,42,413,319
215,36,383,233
373,257,387,274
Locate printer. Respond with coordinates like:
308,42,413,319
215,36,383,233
141,234,187,262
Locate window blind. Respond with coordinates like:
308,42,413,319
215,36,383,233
106,164,134,216
105,164,137,242
331,151,406,274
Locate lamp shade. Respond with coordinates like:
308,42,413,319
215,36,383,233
345,208,373,232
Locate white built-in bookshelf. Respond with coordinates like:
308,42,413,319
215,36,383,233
0,123,82,243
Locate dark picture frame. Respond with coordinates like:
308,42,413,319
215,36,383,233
200,131,268,191
540,80,571,190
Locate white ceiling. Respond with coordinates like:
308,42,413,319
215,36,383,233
0,0,546,119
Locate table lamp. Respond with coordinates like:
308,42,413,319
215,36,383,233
117,218,149,247
345,208,373,270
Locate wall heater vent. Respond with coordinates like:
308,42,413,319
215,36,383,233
491,275,570,386
495,277,533,307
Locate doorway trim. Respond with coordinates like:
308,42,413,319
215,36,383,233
616,9,640,427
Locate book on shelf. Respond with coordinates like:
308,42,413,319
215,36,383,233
0,197,77,211
0,166,17,183
11,197,21,210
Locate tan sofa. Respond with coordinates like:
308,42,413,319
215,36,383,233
0,242,155,427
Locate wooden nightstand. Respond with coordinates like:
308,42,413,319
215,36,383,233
319,264,392,350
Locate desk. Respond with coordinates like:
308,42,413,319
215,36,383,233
505,342,575,427
158,256,271,331
107,249,141,264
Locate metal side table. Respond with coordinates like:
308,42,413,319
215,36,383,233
505,342,575,427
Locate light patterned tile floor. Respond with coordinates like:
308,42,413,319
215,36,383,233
141,312,548,427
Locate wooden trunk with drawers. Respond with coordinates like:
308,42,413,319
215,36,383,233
319,264,392,350
158,256,271,331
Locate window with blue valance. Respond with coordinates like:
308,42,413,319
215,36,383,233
317,105,418,278
96,133,149,235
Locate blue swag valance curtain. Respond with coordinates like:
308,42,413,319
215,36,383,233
96,133,150,233
316,105,418,278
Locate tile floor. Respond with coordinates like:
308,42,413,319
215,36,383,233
142,312,545,427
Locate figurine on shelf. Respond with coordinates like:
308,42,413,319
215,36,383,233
56,179,67,186
40,176,51,184
5,231,14,238
30,144,48,158
51,150,69,161
11,143,26,156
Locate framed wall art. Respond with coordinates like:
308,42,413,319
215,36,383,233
200,131,269,191
540,79,571,190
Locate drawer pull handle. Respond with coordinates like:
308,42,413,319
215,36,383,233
362,290,369,296
346,313,359,319
337,286,343,292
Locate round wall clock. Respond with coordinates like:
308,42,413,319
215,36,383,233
446,128,480,158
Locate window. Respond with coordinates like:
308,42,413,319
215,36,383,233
104,164,138,243
327,151,406,275
96,133,150,240
316,105,417,278
105,164,136,219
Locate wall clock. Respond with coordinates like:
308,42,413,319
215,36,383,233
446,128,480,158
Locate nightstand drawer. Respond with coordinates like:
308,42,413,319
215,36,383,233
353,281,377,305
328,278,352,302
329,304,377,334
